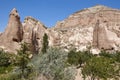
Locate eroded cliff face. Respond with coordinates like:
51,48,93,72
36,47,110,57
50,5,120,52
22,16,47,53
0,9,47,53
0,5,120,53
0,8,23,53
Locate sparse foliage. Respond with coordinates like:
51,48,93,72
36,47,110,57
67,49,93,67
32,47,76,80
41,33,49,53
16,42,31,78
82,56,115,80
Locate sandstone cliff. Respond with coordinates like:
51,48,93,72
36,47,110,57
0,8,23,53
0,9,47,53
0,5,120,53
51,5,120,53
22,16,47,53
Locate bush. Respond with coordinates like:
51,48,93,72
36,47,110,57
82,56,117,80
16,42,32,79
41,33,49,53
0,50,12,67
115,51,120,62
67,50,93,67
0,50,16,74
32,47,77,80
67,50,80,66
99,50,115,59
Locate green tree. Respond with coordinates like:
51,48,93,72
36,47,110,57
0,50,11,67
67,50,93,68
67,50,80,66
82,56,115,80
115,51,120,62
78,50,93,67
0,50,14,74
32,47,76,80
99,50,115,59
17,42,31,78
41,33,49,53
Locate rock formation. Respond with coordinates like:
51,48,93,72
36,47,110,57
0,9,47,53
0,8,23,53
52,5,120,52
0,5,120,53
0,32,2,36
93,20,114,50
22,16,47,53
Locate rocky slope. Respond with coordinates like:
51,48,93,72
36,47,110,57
0,9,47,53
50,5,120,53
0,5,120,53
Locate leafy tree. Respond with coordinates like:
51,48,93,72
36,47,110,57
67,50,80,66
115,51,120,62
32,47,76,80
67,50,93,68
99,50,115,59
82,56,115,80
0,50,15,74
78,50,93,67
41,33,49,53
0,50,11,67
16,42,31,78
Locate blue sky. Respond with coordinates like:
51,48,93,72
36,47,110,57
0,0,120,32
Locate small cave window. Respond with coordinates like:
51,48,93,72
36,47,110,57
103,20,107,23
36,37,40,39
116,24,120,26
111,47,114,50
101,47,104,50
12,38,19,42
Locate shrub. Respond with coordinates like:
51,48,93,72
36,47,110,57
67,49,93,67
32,47,77,80
15,42,32,79
67,50,80,66
82,56,116,80
0,50,12,67
41,33,49,53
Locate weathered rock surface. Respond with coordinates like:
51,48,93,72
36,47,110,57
0,5,120,53
0,8,23,53
0,32,2,36
0,9,47,53
22,16,47,53
52,5,120,52
93,20,111,49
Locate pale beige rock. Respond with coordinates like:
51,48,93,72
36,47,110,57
0,8,23,53
93,20,113,50
23,16,47,53
53,5,120,52
1,5,120,54
0,32,2,36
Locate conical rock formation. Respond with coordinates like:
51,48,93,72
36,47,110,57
0,8,23,53
1,5,120,54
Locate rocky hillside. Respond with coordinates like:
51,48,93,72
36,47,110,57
50,5,120,53
0,5,120,53
0,8,47,53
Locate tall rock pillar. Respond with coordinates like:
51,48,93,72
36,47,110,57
93,20,113,50
0,8,23,53
4,8,23,42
